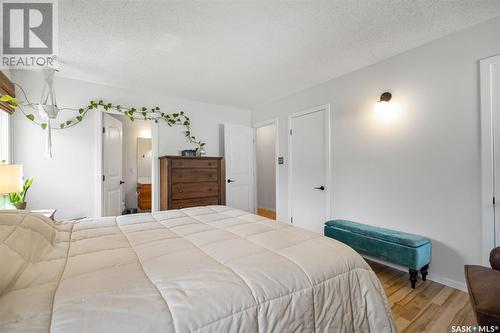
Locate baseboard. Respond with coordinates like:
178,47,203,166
363,255,467,292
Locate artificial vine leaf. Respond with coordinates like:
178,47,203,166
8,94,205,148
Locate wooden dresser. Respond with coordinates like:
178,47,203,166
159,156,225,210
137,183,151,210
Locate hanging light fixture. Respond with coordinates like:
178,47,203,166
38,68,59,158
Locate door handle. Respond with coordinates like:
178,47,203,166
227,179,236,183
120,181,125,185
314,186,325,191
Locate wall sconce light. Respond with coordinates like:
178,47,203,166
373,92,401,123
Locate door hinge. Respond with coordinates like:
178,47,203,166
494,196,496,205
290,216,293,223
102,175,105,182
102,127,105,134
289,129,292,135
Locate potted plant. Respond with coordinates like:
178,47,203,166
9,177,33,210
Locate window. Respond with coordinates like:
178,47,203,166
0,70,15,163
0,110,10,163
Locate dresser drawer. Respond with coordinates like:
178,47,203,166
171,197,219,209
171,182,219,200
171,159,218,169
172,168,218,183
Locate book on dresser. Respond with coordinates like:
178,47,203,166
159,156,226,210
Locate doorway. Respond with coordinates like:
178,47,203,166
288,105,331,233
254,119,278,220
98,112,153,217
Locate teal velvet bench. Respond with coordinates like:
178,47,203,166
324,219,431,288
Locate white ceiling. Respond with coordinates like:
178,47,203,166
58,1,500,109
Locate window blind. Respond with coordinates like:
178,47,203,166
0,71,15,114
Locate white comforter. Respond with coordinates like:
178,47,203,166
0,206,395,332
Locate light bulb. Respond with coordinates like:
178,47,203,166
373,100,401,123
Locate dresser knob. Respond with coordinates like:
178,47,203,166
179,189,183,193
208,162,212,166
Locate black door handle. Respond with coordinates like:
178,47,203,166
314,186,325,191
227,179,235,183
120,181,125,185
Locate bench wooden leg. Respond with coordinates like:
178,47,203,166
409,269,418,289
420,264,429,281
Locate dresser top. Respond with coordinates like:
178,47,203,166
159,155,223,160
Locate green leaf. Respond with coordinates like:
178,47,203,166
40,123,47,130
60,123,65,128
66,120,72,126
0,95,12,102
155,106,160,110
76,116,83,122
141,107,147,111
78,108,84,114
26,114,35,121
142,112,147,117
129,117,135,122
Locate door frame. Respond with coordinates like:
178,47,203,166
94,111,159,217
480,54,500,265
287,104,332,225
253,118,279,219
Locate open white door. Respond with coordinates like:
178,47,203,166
491,58,500,247
289,105,330,233
224,124,255,212
103,113,124,216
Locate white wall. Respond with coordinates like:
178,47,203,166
11,71,251,219
256,125,276,211
252,16,500,289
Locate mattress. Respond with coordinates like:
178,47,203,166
0,206,396,332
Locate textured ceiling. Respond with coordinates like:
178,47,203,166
58,0,500,109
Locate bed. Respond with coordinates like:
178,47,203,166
0,206,395,332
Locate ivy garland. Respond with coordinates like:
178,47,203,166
0,93,205,148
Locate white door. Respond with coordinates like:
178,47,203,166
289,106,330,233
224,124,255,212
103,113,124,216
492,59,500,246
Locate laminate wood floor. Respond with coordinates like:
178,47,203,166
368,260,475,333
257,208,276,220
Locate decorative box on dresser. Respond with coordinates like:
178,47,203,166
159,156,225,210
